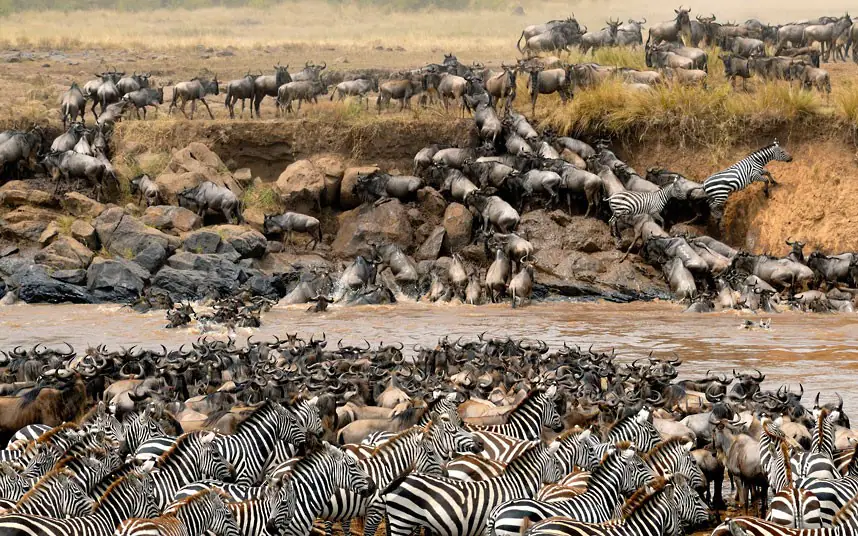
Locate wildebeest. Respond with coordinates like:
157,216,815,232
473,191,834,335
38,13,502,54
436,73,471,117
466,93,503,144
169,76,219,120
116,73,151,96
96,100,130,128
224,73,260,119
730,252,814,290
720,53,751,89
483,65,517,112
377,74,424,112
329,77,379,109
617,18,647,47
253,65,291,117
775,24,810,55
276,81,328,115
803,14,852,61
130,174,162,206
60,83,86,129
790,62,831,98
467,190,520,233
657,42,709,71
41,150,113,200
806,251,857,284
527,66,573,115
0,127,44,179
96,72,123,118
508,260,534,308
647,43,695,70
519,17,582,41
517,24,580,57
263,212,322,248
177,181,243,224
122,88,164,120
648,7,692,44
580,19,622,54
355,170,422,203
51,123,84,153
721,36,766,58
291,61,327,83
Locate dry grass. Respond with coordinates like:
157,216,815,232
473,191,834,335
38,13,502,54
242,184,281,213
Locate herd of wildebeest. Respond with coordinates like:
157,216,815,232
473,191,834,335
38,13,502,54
0,335,855,536
45,6,857,129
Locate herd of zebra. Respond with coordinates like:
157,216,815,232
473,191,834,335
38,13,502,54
0,337,857,536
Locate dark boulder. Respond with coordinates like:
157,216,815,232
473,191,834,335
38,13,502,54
13,265,94,304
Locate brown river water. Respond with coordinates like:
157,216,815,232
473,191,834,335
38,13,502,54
2,301,858,414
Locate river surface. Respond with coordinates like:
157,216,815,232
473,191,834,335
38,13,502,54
2,301,858,413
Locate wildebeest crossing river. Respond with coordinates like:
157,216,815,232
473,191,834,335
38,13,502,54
2,301,858,413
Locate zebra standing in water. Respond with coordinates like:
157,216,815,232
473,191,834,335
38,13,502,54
702,140,793,221
607,177,683,236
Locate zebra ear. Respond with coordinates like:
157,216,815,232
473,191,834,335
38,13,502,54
138,460,156,474
578,429,591,441
682,441,693,452
547,441,561,455
201,432,216,444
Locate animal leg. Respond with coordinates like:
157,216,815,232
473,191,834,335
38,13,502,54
200,98,214,120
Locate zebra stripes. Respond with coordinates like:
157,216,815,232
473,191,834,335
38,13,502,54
383,442,561,536
0,471,159,536
605,408,662,452
468,389,563,442
117,488,241,536
702,140,793,218
267,442,374,536
10,468,93,518
607,178,681,236
714,491,858,536
796,476,858,526
642,438,704,490
487,446,654,536
214,401,307,486
523,475,709,536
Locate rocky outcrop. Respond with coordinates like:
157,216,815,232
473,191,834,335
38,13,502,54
62,192,106,219
442,203,472,253
340,166,379,209
206,225,267,258
332,200,413,258
155,142,243,204
183,230,222,254
1,206,61,242
141,206,202,233
310,153,346,207
275,159,326,214
87,258,148,302
0,181,55,208
70,220,98,250
12,264,94,304
94,208,180,259
34,237,94,270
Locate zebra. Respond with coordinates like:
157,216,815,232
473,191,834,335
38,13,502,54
79,402,126,453
790,410,841,482
713,492,858,536
53,452,115,495
382,442,562,536
702,140,793,221
487,446,654,536
606,177,682,237
6,424,52,450
469,388,563,440
232,480,297,536
266,442,375,536
117,489,241,536
795,476,858,526
536,473,591,502
150,431,236,511
214,401,308,486
642,438,705,490
449,427,595,482
0,462,28,501
0,471,160,536
605,407,662,452
9,468,94,518
522,474,710,536
361,394,465,447
322,424,446,536
761,425,822,529
121,408,168,455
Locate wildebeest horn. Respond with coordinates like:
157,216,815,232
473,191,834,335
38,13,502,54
837,392,843,411
814,392,820,408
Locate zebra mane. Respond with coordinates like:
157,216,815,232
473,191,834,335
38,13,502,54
369,426,425,458
642,437,687,462
169,487,230,513
814,408,831,448
833,490,858,526
156,431,207,468
779,439,794,485
93,473,140,512
14,467,74,507
233,400,276,433
79,402,107,425
508,389,545,415
619,476,669,520
28,422,80,451
505,441,543,468
554,426,588,443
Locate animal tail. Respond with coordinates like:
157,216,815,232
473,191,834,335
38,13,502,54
224,87,231,108
516,31,526,53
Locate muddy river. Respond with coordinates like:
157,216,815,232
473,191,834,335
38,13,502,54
2,301,858,413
